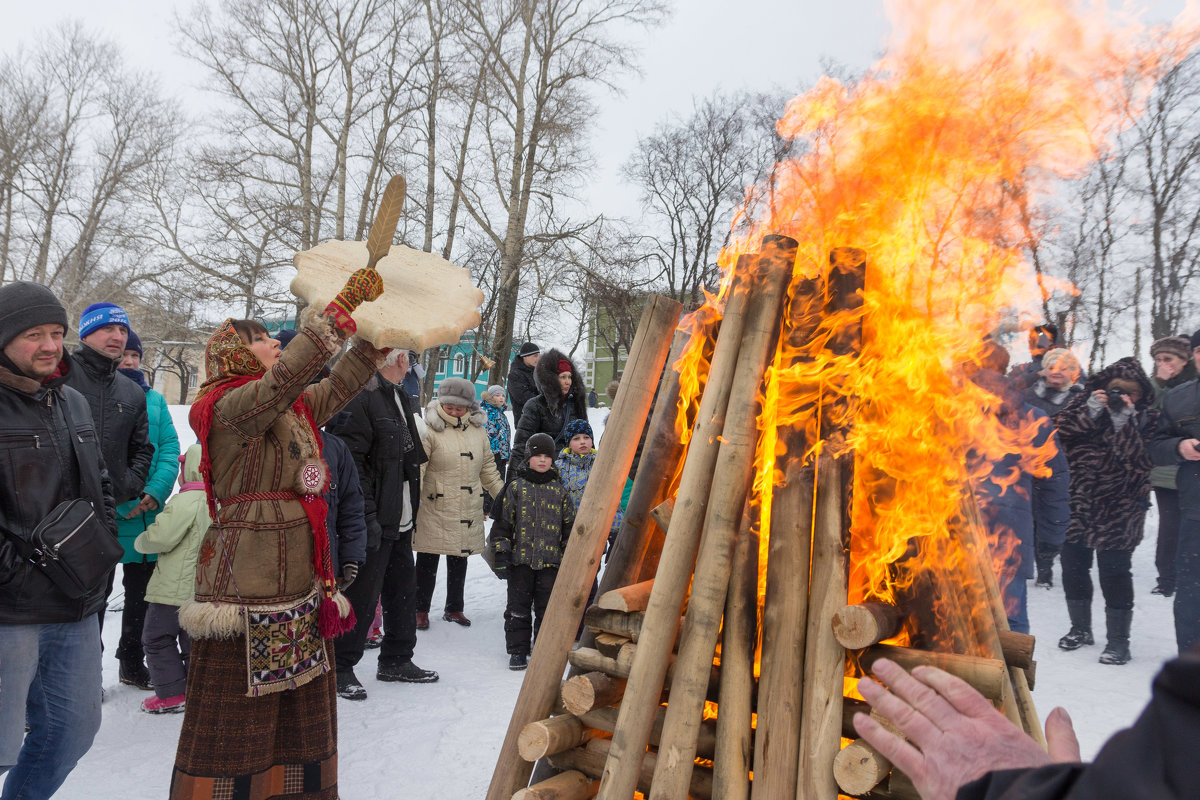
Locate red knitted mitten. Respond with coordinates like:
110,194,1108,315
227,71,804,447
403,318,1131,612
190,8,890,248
324,267,384,333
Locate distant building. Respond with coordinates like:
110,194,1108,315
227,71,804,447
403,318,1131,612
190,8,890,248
582,295,649,401
429,332,520,398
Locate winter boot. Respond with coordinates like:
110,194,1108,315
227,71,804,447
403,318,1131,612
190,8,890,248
415,612,430,630
1057,599,1094,651
377,659,439,683
336,668,368,700
509,653,528,671
1152,580,1175,597
1035,567,1054,589
443,611,472,627
141,694,186,714
119,659,154,690
1098,608,1132,665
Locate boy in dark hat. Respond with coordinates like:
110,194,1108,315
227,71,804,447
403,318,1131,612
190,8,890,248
487,432,574,670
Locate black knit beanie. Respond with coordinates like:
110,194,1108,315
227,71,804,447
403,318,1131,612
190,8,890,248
527,433,556,460
0,282,68,348
1191,329,1200,351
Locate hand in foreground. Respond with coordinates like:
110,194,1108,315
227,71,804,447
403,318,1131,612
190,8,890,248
852,658,1080,800
325,267,384,333
124,494,159,519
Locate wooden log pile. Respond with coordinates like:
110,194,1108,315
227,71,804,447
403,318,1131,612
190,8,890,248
488,240,1045,800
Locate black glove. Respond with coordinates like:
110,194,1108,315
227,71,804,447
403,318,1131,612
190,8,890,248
366,518,383,550
340,561,359,591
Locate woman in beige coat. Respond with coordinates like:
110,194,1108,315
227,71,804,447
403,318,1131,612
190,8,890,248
414,377,505,627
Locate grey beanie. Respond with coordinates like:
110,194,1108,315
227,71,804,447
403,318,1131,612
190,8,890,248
526,433,556,460
437,376,479,409
486,384,505,399
0,282,68,348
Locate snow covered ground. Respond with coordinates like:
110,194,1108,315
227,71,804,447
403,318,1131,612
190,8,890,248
54,406,1178,797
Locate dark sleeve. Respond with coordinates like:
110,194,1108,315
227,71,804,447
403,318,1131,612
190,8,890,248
97,448,118,538
330,433,366,567
512,398,541,464
327,394,378,524
959,645,1200,800
1032,426,1070,547
125,404,154,495
491,482,516,544
1051,391,1096,448
1150,399,1185,467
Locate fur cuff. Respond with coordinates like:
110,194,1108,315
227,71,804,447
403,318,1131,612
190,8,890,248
300,305,346,352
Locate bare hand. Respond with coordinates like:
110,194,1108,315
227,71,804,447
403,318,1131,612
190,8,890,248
852,658,1079,800
1180,439,1200,462
123,494,159,519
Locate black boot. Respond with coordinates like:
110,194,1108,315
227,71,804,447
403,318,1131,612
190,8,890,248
1058,599,1094,651
119,659,154,690
1099,608,1132,665
377,658,439,683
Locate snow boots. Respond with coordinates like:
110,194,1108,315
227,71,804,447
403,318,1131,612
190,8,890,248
141,694,185,714
377,658,439,683
1058,599,1094,650
509,653,528,671
1099,608,1132,665
337,668,368,700
119,659,153,691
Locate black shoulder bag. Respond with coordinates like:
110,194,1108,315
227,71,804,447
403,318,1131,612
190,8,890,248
3,396,124,599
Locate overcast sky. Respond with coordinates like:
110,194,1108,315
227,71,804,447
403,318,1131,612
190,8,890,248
2,1,1190,219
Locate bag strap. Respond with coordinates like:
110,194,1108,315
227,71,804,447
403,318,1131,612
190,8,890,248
56,391,107,516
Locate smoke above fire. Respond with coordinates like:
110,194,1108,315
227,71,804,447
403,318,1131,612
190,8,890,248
671,0,1199,650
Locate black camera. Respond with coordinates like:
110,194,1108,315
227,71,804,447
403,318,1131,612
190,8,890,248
1106,387,1128,412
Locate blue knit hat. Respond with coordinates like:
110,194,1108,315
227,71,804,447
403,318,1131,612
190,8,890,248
564,418,593,443
78,302,130,340
125,329,143,357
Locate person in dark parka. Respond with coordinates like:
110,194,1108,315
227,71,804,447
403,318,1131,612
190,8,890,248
511,348,588,473
1147,335,1197,598
1151,329,1200,653
1055,357,1157,665
508,341,540,431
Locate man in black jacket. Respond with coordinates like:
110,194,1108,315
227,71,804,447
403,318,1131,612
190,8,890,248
1151,328,1200,654
508,341,540,431
67,301,155,690
329,349,438,698
0,282,116,798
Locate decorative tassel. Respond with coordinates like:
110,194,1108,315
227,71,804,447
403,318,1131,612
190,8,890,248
318,592,356,638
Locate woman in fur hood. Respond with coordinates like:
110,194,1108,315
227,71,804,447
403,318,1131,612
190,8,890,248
511,348,588,470
413,377,505,627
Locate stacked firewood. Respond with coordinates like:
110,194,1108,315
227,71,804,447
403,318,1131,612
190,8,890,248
488,239,1043,800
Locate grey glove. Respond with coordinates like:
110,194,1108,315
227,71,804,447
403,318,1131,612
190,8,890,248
340,561,360,592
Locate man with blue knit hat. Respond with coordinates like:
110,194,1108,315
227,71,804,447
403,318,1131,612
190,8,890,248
0,282,115,798
67,301,156,689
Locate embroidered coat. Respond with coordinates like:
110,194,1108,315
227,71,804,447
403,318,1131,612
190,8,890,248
414,400,505,557
183,319,379,636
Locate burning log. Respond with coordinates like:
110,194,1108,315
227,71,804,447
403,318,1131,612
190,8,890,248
751,461,815,800
798,454,849,799
579,706,718,760
553,740,713,800
595,261,759,800
519,716,594,761
487,295,682,800
832,602,906,649
597,581,654,613
561,673,626,717
584,608,645,642
649,238,793,799
712,500,759,800
511,770,598,800
860,644,1008,700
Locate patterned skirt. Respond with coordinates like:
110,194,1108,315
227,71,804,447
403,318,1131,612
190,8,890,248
170,636,338,800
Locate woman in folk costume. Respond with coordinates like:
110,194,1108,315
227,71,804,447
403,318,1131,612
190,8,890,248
170,268,386,800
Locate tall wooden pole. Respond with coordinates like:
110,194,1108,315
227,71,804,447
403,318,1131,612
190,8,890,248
486,294,682,800
595,262,757,800
648,237,794,798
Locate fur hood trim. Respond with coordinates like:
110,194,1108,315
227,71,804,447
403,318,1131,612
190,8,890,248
425,399,486,432
534,348,588,418
1084,357,1155,410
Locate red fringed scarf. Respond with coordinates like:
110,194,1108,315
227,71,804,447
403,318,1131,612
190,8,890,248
189,322,353,639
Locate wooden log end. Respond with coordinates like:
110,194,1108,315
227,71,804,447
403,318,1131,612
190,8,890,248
832,602,904,650
511,769,597,800
834,739,891,796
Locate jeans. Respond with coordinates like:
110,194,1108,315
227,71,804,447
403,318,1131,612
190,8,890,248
1005,577,1030,634
338,531,419,669
1061,540,1134,611
1175,517,1200,653
0,620,102,800
415,552,467,613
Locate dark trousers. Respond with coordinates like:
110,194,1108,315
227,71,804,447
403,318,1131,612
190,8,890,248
1061,540,1134,611
504,565,558,655
1154,487,1182,590
337,530,419,670
1175,517,1200,652
116,561,155,663
142,602,190,698
415,552,468,613
483,456,508,515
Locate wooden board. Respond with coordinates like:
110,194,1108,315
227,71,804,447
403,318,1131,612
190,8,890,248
291,239,483,351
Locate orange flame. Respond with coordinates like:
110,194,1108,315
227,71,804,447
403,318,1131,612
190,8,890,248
671,1,1199,652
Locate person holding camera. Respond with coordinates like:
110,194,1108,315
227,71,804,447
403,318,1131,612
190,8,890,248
1054,357,1157,665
